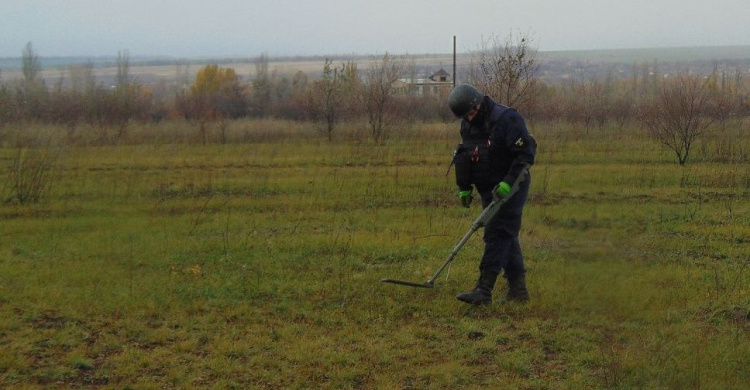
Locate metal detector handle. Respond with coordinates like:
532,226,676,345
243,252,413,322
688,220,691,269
476,165,530,227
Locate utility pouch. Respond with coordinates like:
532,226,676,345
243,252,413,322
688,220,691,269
453,144,472,190
469,141,493,187
454,141,494,190
456,140,495,188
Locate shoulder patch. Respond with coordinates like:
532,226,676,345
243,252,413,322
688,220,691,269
514,137,525,148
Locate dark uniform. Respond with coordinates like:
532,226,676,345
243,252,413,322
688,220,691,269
453,95,536,302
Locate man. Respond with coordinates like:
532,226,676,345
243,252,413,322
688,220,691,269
448,83,536,305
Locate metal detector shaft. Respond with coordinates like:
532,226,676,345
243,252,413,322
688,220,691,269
381,167,528,288
380,215,486,288
423,220,482,285
422,182,517,285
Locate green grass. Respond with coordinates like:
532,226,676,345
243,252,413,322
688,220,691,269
0,120,748,388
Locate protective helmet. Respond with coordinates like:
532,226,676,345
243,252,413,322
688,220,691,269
448,84,484,118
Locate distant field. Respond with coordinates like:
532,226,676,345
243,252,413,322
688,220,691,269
540,45,750,63
1,45,748,85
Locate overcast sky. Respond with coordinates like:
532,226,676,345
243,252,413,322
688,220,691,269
1,0,748,58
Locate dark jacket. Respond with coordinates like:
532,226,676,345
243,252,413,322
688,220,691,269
456,96,536,193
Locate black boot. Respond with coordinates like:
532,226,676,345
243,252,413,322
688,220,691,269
456,272,498,305
505,273,529,302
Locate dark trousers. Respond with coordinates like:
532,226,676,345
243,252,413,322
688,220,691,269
477,175,530,277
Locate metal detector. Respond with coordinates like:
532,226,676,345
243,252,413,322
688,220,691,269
381,169,528,289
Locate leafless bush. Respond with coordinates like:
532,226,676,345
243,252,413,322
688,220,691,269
6,147,61,204
704,67,745,130
639,73,714,165
360,52,408,144
469,31,540,114
310,60,360,141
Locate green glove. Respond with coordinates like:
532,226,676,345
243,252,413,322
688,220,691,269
459,190,473,208
495,181,511,198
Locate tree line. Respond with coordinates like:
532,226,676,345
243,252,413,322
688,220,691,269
1,40,748,162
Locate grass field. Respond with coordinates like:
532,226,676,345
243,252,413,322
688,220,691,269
1,119,748,388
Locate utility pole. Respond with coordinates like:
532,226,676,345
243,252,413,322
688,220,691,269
452,35,457,88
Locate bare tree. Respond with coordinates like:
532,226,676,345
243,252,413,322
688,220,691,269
360,52,407,144
116,50,132,90
45,63,94,136
705,65,741,130
252,54,272,118
22,42,41,87
113,50,135,140
313,59,358,141
20,42,47,120
639,73,714,166
470,32,540,114
570,71,617,129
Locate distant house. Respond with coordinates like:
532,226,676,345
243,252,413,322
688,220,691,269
430,68,451,83
399,68,454,96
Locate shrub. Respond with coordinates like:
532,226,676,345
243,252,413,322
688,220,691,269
6,147,60,204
